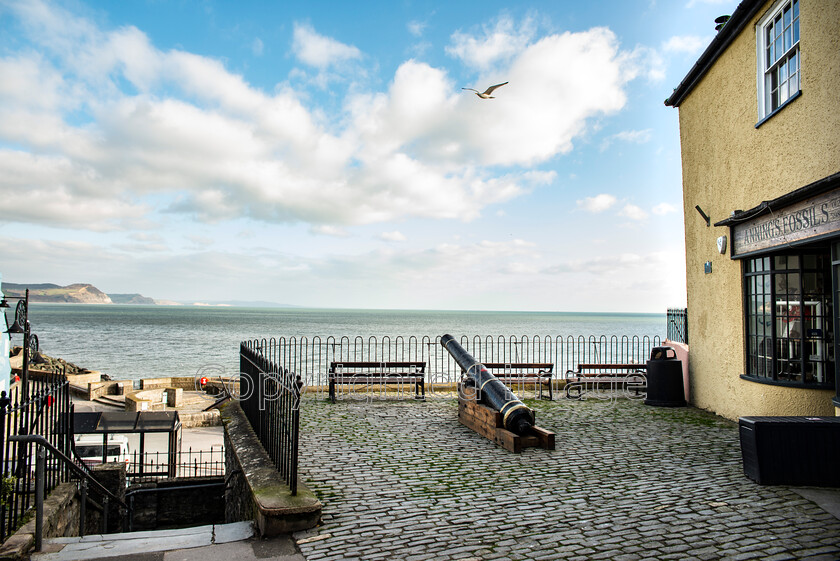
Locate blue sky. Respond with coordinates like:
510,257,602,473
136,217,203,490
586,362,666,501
0,0,735,312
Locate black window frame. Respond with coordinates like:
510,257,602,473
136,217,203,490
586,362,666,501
742,247,835,389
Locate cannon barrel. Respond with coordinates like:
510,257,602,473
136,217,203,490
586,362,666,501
440,334,534,435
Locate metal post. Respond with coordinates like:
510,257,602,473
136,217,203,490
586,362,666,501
21,291,30,400
79,480,88,537
102,496,109,534
35,446,44,551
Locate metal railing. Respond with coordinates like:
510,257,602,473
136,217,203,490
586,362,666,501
239,341,302,495
125,447,225,482
8,435,129,550
0,373,71,543
247,334,662,398
666,308,689,344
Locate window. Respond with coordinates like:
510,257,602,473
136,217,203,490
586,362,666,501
744,249,834,387
757,0,800,121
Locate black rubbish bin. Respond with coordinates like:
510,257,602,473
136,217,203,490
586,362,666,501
644,346,686,407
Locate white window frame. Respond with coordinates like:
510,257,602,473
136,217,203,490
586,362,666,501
756,0,801,122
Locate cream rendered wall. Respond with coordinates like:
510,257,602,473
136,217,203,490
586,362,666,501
677,0,840,420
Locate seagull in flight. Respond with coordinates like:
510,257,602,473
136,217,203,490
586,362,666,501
462,82,508,99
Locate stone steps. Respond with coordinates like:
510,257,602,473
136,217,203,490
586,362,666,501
92,395,124,408
31,521,254,561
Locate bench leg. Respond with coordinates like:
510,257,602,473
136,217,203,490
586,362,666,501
328,378,336,403
565,381,583,400
414,380,425,400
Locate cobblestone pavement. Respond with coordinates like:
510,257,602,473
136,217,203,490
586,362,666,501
294,394,840,561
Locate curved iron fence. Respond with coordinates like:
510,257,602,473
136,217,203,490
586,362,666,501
246,334,662,395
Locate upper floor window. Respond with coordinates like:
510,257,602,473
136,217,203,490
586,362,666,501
757,0,800,121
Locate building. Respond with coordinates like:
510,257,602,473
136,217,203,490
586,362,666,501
666,0,840,419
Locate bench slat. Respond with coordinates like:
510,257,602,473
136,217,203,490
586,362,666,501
328,361,426,403
574,363,646,370
460,362,554,400
482,362,553,369
331,376,423,382
330,361,426,372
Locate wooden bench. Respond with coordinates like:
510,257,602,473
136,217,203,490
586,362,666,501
564,363,646,399
328,361,426,403
462,363,554,400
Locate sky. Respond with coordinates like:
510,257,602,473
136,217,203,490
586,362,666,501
0,0,736,312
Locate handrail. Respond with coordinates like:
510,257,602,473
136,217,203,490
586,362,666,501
125,481,224,498
9,434,129,510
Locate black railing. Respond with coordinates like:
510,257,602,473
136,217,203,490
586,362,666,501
667,308,689,345
239,341,302,495
125,447,225,482
9,434,130,549
0,373,72,542
243,334,662,398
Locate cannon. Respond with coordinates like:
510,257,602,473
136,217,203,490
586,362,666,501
440,334,535,436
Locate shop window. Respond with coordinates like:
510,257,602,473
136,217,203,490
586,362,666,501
744,249,834,387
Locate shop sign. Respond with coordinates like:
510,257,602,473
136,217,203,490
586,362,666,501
732,189,840,256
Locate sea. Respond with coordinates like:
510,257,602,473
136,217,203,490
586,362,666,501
21,305,665,382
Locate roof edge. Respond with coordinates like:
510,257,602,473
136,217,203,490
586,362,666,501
665,0,765,108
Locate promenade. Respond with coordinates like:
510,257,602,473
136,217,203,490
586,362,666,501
294,394,840,560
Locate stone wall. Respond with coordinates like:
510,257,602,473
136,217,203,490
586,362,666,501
0,463,126,559
140,377,197,390
0,483,79,559
181,410,221,428
224,424,254,524
221,401,321,536
125,387,183,412
87,380,125,400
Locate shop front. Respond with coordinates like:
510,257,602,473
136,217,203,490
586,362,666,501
717,172,840,412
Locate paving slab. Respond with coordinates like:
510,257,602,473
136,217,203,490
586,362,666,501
33,522,254,561
294,395,840,560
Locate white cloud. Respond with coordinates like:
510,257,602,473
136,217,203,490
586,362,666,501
310,225,349,237
292,23,362,68
251,38,264,56
619,203,648,221
379,231,407,242
613,129,652,143
577,194,617,213
623,45,666,82
446,15,535,69
600,128,652,151
0,5,645,233
407,21,427,37
652,203,678,215
663,35,708,55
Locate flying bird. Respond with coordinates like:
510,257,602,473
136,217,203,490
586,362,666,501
462,82,508,99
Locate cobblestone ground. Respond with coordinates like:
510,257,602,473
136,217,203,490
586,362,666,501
294,393,840,561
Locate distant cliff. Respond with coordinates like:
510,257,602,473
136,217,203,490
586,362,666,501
108,293,156,305
2,283,113,304
4,284,155,305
